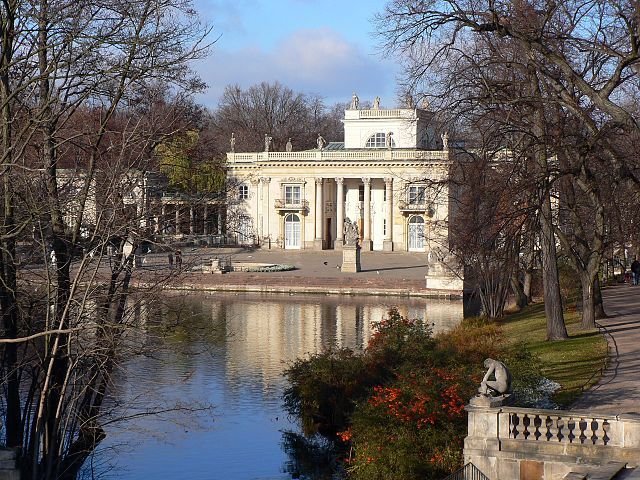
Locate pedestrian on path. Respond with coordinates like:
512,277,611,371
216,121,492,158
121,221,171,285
175,250,182,271
168,251,174,268
631,258,640,285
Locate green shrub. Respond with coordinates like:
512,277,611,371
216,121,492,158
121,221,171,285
283,348,376,436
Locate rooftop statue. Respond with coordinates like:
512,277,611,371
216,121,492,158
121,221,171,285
264,134,272,153
286,138,292,152
373,96,381,109
317,134,326,150
441,132,449,150
350,92,359,110
230,133,236,152
404,93,414,108
478,358,512,396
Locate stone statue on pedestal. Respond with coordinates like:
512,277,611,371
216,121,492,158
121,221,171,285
230,133,236,152
341,218,361,273
286,138,292,152
478,358,512,396
343,218,359,247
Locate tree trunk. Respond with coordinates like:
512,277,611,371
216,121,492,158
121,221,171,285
580,273,597,329
523,270,533,303
540,202,568,340
510,273,528,309
530,68,567,341
594,276,607,320
0,1,21,449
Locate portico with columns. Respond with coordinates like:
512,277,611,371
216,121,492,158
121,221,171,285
226,100,453,254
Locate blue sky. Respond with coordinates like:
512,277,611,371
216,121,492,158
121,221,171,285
193,0,401,109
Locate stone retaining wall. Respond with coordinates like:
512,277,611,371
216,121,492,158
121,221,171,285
464,399,640,479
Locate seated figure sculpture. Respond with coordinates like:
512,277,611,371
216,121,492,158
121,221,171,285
478,358,511,396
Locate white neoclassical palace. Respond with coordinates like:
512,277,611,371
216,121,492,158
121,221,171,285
226,101,455,253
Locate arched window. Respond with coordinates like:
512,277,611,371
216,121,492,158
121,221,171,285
365,132,394,148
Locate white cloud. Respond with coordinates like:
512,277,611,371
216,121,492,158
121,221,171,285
194,27,398,108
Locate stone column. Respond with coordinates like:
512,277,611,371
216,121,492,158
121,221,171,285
335,177,344,250
161,204,166,234
362,177,372,251
314,177,324,250
262,177,271,243
252,178,260,243
189,206,195,235
383,177,393,251
175,207,181,235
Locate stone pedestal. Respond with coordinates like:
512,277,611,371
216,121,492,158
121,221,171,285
425,254,464,296
341,245,361,273
383,239,394,252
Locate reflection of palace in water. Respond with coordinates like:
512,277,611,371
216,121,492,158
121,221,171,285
200,294,464,389
125,293,463,389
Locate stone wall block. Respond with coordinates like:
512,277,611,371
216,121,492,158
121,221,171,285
619,414,640,448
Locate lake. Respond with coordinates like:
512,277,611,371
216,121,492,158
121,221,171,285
85,292,463,479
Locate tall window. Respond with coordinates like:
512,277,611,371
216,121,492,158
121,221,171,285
365,132,387,148
408,186,426,205
238,184,249,200
284,185,301,204
358,185,365,202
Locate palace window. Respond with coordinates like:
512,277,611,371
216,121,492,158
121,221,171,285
284,185,301,204
365,132,395,148
408,185,426,205
238,184,249,200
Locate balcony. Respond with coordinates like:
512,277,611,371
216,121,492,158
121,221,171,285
274,198,309,213
398,200,435,216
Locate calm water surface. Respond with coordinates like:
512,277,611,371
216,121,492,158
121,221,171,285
88,293,463,479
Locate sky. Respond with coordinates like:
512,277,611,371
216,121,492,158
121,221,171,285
193,0,402,109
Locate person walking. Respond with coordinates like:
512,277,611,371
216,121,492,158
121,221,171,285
631,258,640,286
168,251,174,268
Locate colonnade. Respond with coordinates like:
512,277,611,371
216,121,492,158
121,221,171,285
155,202,223,236
314,176,395,251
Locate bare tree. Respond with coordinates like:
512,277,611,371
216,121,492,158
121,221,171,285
211,82,344,154
376,0,640,338
0,0,212,477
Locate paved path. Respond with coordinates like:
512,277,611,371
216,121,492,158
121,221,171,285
572,284,640,413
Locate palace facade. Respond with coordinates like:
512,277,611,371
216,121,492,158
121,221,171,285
226,104,455,254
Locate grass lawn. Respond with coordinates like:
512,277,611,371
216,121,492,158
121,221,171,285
500,303,608,407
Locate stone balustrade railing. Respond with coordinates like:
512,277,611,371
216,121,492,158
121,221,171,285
503,407,615,446
464,398,640,480
227,150,450,164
